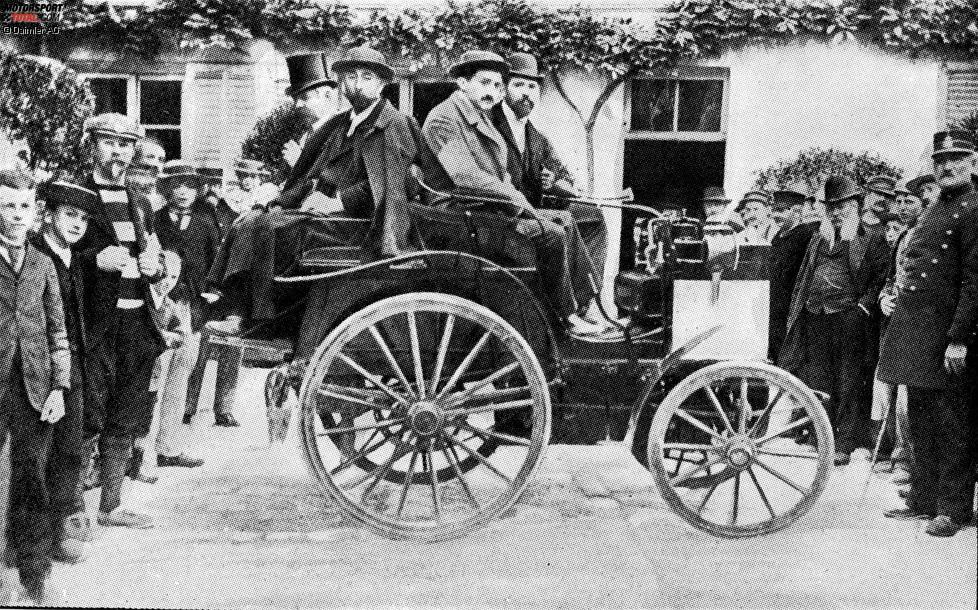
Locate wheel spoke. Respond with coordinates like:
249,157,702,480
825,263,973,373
747,387,786,438
670,455,725,487
430,314,455,398
337,354,412,409
661,443,723,453
748,467,777,519
330,428,385,476
441,435,479,509
344,437,414,491
435,330,493,400
450,433,514,485
427,447,441,521
318,385,389,411
738,378,750,434
395,448,420,519
756,448,820,460
702,386,736,436
368,326,418,401
753,456,808,495
406,311,427,398
729,471,741,526
697,478,720,513
673,408,727,444
458,421,532,447
755,416,812,446
443,385,530,410
319,415,407,436
445,398,534,418
444,362,521,408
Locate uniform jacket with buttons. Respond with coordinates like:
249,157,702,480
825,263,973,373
0,240,72,411
878,181,978,388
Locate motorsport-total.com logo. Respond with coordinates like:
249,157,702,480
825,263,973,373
2,2,64,35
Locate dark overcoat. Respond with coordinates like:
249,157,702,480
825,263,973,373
768,221,819,361
877,183,978,388
778,224,890,373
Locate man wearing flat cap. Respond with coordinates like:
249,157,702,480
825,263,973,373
877,130,978,536
489,52,609,330
861,174,897,234
75,112,166,530
779,174,889,466
421,50,607,336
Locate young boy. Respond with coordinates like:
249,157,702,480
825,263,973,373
30,181,98,565
0,169,71,605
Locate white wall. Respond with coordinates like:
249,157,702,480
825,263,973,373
714,39,941,198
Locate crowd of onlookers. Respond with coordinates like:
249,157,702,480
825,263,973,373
0,43,976,606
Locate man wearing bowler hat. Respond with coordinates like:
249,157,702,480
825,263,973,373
779,174,889,466
282,52,339,169
490,52,609,330
877,130,978,536
421,49,608,337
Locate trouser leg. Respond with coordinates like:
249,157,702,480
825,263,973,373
538,209,600,312
830,309,867,454
185,333,211,418
528,216,575,318
906,386,939,514
97,434,131,514
800,311,835,422
156,334,200,457
933,379,975,523
213,342,242,418
46,377,84,539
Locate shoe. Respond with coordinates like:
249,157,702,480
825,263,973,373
883,507,933,521
97,508,154,529
21,572,46,606
205,315,243,337
126,448,157,483
214,413,241,427
183,413,193,425
50,537,88,564
925,515,961,537
833,451,851,466
157,453,204,468
133,470,159,484
63,512,93,542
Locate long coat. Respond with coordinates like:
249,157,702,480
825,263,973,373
778,225,890,374
768,221,819,361
877,183,978,388
422,90,530,213
0,241,71,410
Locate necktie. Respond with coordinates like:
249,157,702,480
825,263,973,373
8,243,24,272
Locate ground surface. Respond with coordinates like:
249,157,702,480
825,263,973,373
17,367,978,609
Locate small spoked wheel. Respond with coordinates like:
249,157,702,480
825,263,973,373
647,361,832,538
299,292,551,541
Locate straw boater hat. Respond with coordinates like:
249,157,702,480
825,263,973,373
285,52,336,97
158,160,202,191
506,53,544,82
822,175,863,205
83,113,144,142
39,181,99,215
737,190,772,212
234,159,269,179
449,50,509,79
196,166,224,187
331,46,395,81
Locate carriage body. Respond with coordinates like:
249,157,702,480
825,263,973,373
277,199,833,541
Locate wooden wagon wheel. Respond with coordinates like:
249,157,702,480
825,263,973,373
299,292,551,541
647,361,832,538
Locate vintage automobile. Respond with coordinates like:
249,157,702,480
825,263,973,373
261,188,834,542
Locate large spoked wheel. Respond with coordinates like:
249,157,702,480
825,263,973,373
647,361,832,538
299,292,551,541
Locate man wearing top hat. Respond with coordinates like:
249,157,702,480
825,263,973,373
767,183,820,362
75,113,165,530
282,52,339,170
877,130,978,536
421,50,609,336
778,175,889,466
489,52,609,329
207,47,442,351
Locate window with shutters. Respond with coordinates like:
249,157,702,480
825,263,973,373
81,74,183,160
946,66,978,128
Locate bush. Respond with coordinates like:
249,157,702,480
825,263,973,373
0,50,95,180
754,147,903,196
240,102,317,184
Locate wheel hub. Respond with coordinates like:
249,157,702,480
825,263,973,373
409,401,444,437
724,436,756,470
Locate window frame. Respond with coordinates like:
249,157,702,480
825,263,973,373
625,66,729,142
80,72,183,157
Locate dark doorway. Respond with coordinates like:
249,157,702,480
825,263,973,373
620,139,725,269
412,81,456,126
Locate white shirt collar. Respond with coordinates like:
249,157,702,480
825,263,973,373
43,233,72,268
502,102,529,154
347,99,381,137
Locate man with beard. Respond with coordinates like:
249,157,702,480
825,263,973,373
281,53,339,170
206,47,438,356
125,137,166,212
422,50,607,337
878,131,978,537
778,175,889,466
489,52,610,331
76,113,164,529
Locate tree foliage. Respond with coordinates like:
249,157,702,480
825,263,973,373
240,102,316,184
0,50,94,180
754,147,903,195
